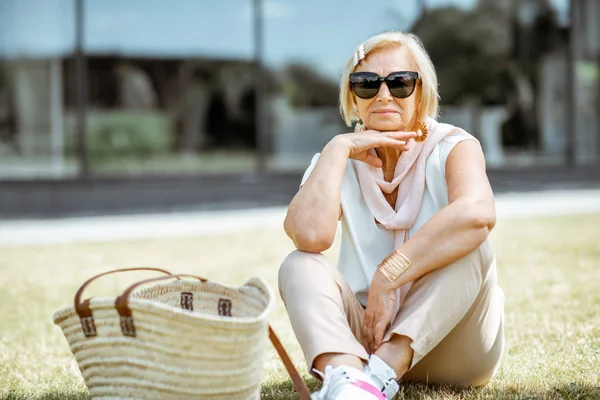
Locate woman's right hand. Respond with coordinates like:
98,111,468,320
331,130,417,168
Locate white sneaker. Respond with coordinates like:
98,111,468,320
365,355,400,400
311,365,386,400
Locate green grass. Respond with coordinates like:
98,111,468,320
1,214,599,399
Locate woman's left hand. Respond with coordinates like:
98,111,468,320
362,270,397,354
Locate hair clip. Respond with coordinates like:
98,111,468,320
352,44,366,67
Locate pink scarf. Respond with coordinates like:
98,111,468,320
354,117,462,249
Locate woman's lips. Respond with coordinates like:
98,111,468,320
372,109,399,115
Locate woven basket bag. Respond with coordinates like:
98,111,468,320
53,268,310,400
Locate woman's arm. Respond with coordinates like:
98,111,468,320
388,139,495,288
363,139,496,352
283,138,349,253
284,131,416,254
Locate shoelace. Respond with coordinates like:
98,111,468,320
370,370,396,391
312,367,349,399
312,367,386,400
365,361,398,399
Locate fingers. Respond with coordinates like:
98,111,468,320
364,308,393,353
377,138,409,149
366,323,375,355
348,131,413,158
361,130,417,141
383,130,418,140
364,312,379,354
373,320,387,351
371,131,414,148
361,321,371,354
363,311,374,354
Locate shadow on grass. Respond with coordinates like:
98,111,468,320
1,390,90,400
2,382,598,400
260,378,321,399
400,381,600,400
260,380,600,400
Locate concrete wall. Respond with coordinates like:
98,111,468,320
270,96,345,170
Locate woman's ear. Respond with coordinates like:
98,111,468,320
352,101,359,117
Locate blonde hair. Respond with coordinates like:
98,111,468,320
339,31,439,127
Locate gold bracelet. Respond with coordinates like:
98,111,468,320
378,250,412,282
381,258,409,280
378,265,396,281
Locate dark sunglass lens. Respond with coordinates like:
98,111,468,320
353,83,380,99
351,73,381,99
387,73,416,98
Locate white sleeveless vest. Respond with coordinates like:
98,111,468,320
301,131,482,306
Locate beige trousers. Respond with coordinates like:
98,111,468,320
278,241,504,387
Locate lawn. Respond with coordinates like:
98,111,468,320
1,213,599,399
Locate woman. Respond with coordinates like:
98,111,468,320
279,31,504,400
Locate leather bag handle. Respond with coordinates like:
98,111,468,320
74,269,311,399
74,267,174,321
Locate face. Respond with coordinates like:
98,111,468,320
353,46,421,132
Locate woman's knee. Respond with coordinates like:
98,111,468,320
278,250,326,292
279,250,308,282
432,249,486,291
405,334,504,387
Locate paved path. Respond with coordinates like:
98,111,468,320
1,189,599,247
3,166,599,219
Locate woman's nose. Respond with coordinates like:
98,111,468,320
376,82,393,102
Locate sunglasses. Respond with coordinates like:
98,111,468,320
349,71,420,99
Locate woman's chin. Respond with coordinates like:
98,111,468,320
369,122,406,132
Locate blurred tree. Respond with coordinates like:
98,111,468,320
0,65,18,153
411,5,514,105
282,64,339,108
510,0,563,64
411,0,563,148
411,1,561,105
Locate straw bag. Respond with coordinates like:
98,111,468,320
53,268,311,400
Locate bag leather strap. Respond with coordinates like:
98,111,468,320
269,325,312,399
74,267,174,319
